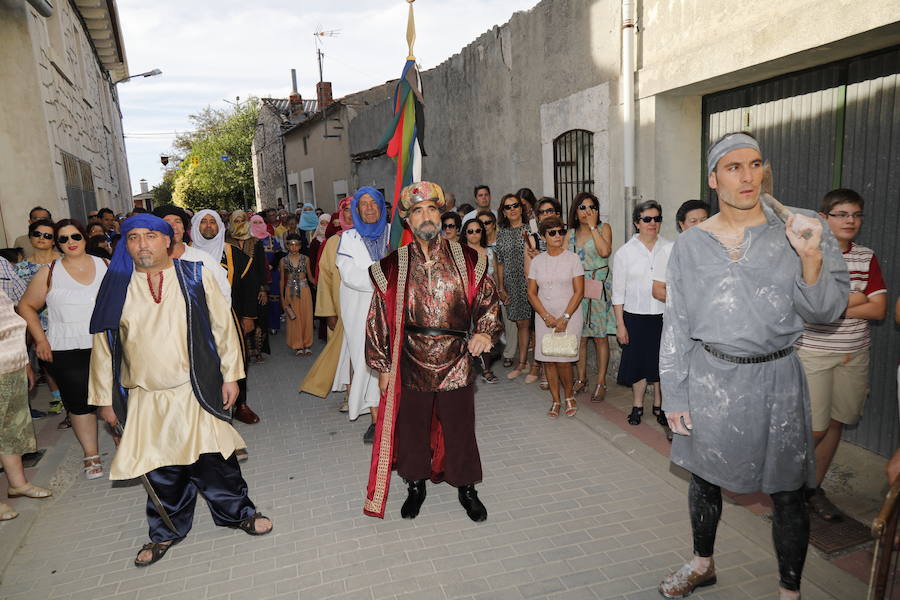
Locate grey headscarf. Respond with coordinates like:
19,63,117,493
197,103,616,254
707,133,761,175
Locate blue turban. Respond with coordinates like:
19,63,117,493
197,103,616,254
90,214,173,334
351,187,387,240
299,203,319,231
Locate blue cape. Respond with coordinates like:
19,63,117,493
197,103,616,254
351,186,387,241
89,214,174,334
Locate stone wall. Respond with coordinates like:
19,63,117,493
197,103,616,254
252,102,287,210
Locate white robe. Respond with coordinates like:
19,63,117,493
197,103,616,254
335,230,381,420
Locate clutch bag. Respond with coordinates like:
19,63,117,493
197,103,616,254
541,332,578,357
583,277,604,300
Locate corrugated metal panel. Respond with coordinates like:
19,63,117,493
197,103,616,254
702,46,900,457
839,47,900,457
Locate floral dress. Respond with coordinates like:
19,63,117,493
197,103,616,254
568,229,616,337
494,225,532,321
15,260,50,330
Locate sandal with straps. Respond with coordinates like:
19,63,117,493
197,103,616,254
572,379,586,394
627,406,643,426
234,512,273,536
481,370,499,384
590,384,607,403
564,397,577,417
548,401,561,419
134,538,181,567
506,362,528,379
83,456,103,480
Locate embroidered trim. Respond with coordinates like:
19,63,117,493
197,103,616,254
365,244,408,515
474,251,487,284
370,260,388,293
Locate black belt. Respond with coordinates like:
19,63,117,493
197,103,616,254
404,324,468,339
702,344,794,364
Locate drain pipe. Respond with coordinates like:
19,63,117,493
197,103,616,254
26,0,53,17
621,0,636,241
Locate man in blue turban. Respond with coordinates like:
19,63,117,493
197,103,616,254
87,214,272,567
336,187,389,443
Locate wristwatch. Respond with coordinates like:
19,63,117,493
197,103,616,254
589,225,597,231
563,312,571,320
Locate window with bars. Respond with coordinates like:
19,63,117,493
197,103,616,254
62,152,96,225
553,129,594,216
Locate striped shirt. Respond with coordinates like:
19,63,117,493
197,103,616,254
796,242,886,352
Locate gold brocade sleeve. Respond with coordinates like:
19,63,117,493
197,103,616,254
473,271,504,346
87,332,113,406
203,268,245,383
365,291,391,373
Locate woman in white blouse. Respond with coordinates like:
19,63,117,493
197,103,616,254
611,201,672,427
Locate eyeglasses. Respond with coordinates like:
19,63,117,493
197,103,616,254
442,223,458,230
502,202,521,211
577,204,597,212
545,228,567,237
537,207,557,215
478,219,495,226
30,231,54,240
465,228,483,235
638,216,663,223
826,212,864,220
57,233,84,243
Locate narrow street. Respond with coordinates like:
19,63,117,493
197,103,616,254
1,337,856,600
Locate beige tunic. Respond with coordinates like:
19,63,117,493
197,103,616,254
89,265,246,480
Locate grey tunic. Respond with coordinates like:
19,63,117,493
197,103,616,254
660,205,848,494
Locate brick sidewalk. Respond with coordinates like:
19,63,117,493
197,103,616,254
0,336,858,600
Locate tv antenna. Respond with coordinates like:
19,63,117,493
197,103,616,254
313,28,342,139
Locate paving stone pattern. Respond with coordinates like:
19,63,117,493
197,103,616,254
0,336,842,600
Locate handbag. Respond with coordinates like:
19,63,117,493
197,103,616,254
541,332,578,357
583,277,604,300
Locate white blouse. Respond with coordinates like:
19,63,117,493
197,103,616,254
611,235,672,315
46,256,107,351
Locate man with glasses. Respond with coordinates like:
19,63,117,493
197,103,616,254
462,185,493,223
13,206,52,259
796,188,887,523
441,212,461,242
658,132,848,599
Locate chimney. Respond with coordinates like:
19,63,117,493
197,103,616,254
139,179,148,194
291,69,298,94
316,81,333,109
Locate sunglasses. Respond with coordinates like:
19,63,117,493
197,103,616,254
30,231,54,240
502,202,521,211
478,220,495,226
442,223,458,230
57,233,84,244
638,216,663,223
545,228,567,237
465,228,483,235
537,207,557,215
577,204,597,211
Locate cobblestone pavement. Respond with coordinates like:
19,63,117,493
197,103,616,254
0,334,852,600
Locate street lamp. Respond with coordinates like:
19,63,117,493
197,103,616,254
115,68,162,84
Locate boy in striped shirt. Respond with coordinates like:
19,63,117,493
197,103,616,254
797,188,888,521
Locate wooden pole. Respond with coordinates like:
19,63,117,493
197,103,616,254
406,0,416,60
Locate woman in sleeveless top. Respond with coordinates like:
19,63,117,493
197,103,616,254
567,193,616,403
280,233,313,356
18,219,108,480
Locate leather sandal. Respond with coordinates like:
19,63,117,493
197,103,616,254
506,362,528,379
481,370,499,384
524,365,540,384
502,358,514,368
572,379,586,394
564,397,577,417
235,512,273,536
7,483,52,499
82,456,103,480
134,538,181,567
654,406,668,427
539,379,549,390
590,384,607,403
0,502,19,521
548,401,561,418
627,406,643,426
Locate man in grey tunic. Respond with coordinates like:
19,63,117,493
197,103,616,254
657,132,848,599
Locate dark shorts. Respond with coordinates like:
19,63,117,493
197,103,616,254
43,349,96,415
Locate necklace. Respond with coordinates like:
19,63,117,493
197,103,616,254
146,271,164,304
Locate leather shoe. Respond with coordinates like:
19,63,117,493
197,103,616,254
658,560,716,598
400,479,427,519
458,485,487,522
233,404,260,425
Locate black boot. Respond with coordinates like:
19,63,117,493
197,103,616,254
458,485,487,522
401,479,427,519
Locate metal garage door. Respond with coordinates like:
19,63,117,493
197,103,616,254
702,46,900,457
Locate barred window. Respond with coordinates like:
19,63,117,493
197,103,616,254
553,129,594,216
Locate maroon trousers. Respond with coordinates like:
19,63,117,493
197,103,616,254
395,384,483,486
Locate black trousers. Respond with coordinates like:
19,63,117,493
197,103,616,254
395,385,482,486
145,453,257,542
689,474,808,591
43,349,96,415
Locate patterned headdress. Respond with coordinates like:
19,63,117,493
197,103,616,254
397,181,445,220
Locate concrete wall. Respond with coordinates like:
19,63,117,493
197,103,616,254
0,0,131,245
283,109,352,214
252,105,287,211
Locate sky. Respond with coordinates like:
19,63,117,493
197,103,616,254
116,0,541,194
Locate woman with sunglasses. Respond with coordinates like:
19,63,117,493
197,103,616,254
441,211,462,242
463,218,499,383
611,201,672,427
494,195,535,380
567,192,616,403
18,219,107,479
15,219,64,416
527,217,584,417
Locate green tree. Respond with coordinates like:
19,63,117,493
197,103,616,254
169,99,259,211
150,170,175,206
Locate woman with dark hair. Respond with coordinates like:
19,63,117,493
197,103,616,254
441,211,462,242
516,187,538,225
463,218,498,383
280,232,313,356
87,223,105,239
611,201,672,426
528,216,585,417
17,219,107,479
567,192,616,402
494,194,533,380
